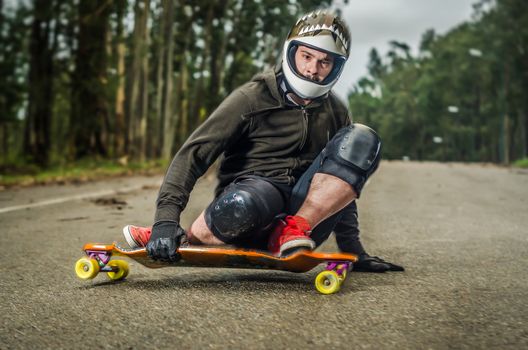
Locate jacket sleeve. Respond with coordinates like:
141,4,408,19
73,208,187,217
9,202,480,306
154,88,252,223
333,201,366,255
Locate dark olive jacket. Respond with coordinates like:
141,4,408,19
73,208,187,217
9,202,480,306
155,68,349,222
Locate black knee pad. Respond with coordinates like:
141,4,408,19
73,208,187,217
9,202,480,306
318,123,381,196
205,177,285,243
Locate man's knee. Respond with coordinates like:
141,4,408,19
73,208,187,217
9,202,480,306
205,178,284,243
187,211,222,245
318,123,381,196
208,189,260,242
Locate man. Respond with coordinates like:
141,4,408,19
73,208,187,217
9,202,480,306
123,10,403,273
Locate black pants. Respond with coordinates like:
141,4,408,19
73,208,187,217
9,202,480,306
204,153,354,251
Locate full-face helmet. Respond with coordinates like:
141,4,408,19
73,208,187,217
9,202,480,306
281,10,351,99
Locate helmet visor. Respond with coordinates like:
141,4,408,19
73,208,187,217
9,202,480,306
287,40,347,86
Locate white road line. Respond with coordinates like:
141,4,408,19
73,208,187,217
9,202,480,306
0,185,147,214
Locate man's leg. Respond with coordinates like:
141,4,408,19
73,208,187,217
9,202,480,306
186,172,355,248
295,173,356,228
269,124,381,256
186,211,222,245
123,176,284,248
191,176,285,247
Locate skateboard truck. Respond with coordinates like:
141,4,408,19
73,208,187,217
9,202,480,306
75,245,130,281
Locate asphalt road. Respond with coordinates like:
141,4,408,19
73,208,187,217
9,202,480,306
1,161,527,349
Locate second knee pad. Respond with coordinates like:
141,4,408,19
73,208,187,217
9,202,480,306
319,123,381,196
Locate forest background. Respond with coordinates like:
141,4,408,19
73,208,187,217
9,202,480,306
0,0,527,185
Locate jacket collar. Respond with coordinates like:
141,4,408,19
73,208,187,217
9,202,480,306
247,66,326,117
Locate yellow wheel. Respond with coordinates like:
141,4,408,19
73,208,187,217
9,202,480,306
75,257,100,280
106,260,129,281
315,270,341,294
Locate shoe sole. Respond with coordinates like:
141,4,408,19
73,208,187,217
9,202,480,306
122,225,141,249
280,246,310,257
279,237,315,256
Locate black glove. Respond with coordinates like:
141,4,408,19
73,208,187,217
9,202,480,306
146,221,187,262
353,253,405,273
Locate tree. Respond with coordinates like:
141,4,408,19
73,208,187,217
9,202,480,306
348,0,528,163
112,0,128,159
0,4,30,164
126,0,150,161
70,0,112,159
24,0,60,166
4,0,341,168
152,0,176,160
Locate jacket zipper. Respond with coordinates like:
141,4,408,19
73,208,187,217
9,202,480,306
299,107,308,150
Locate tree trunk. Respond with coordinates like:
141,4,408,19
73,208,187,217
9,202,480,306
70,0,111,159
0,0,4,34
152,0,175,159
503,63,510,164
139,37,149,162
170,2,193,152
207,0,229,113
160,0,175,160
152,4,165,159
519,106,528,158
24,0,56,166
178,52,189,145
190,3,214,130
113,0,127,159
126,0,150,161
1,122,7,164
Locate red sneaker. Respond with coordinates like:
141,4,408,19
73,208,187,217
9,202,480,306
268,215,315,256
122,225,152,248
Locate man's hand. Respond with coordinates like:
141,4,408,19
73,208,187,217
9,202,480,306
146,221,187,262
354,253,405,273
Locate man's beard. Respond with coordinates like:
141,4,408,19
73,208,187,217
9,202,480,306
304,74,321,82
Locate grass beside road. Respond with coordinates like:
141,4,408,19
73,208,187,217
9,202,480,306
0,158,168,188
513,158,528,168
1,157,526,189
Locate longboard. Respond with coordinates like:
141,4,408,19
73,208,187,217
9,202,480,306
75,242,358,294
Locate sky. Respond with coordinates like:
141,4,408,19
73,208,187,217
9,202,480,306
332,0,477,100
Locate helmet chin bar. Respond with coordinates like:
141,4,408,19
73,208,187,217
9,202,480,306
283,66,334,99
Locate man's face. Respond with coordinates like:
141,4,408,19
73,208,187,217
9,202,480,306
294,45,335,82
